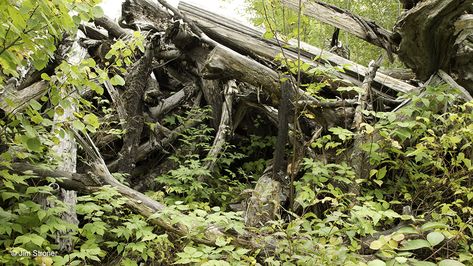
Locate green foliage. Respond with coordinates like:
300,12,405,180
289,86,473,265
0,0,103,84
156,108,248,206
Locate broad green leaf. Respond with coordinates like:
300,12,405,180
392,233,405,241
110,75,125,86
421,222,448,231
398,239,431,251
29,99,42,110
72,120,85,131
83,113,100,129
367,259,386,266
2,192,20,200
438,259,465,266
40,73,50,81
426,231,444,247
396,227,418,234
369,240,383,250
395,257,408,264
26,137,42,152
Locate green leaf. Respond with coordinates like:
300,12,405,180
91,6,104,18
14,234,45,246
110,75,125,86
83,114,100,129
2,192,20,200
426,231,444,247
72,120,85,131
396,227,418,234
395,257,408,264
40,73,50,81
369,240,384,250
367,259,386,266
215,236,229,247
26,137,42,152
29,99,42,110
421,222,448,231
399,239,431,250
438,260,465,266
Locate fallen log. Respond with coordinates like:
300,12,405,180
281,0,395,57
201,80,237,177
179,2,415,95
115,35,157,174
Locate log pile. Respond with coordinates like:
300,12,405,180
5,0,471,254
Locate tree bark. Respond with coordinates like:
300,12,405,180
116,36,157,174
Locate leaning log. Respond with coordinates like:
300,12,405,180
179,2,415,95
281,0,395,56
201,80,237,177
115,36,157,174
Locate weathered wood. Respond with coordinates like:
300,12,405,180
272,79,291,183
179,2,358,88
148,84,196,118
245,167,282,227
0,81,48,115
281,0,395,56
453,14,473,92
203,45,349,129
104,80,127,127
48,41,86,252
349,57,381,197
203,45,280,98
179,2,416,95
201,80,237,177
78,24,108,40
121,0,171,31
108,110,206,172
116,36,157,174
352,56,382,129
394,0,472,84
201,79,223,129
94,16,132,39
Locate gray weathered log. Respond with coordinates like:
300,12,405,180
281,0,395,57
179,2,415,95
94,16,132,39
116,36,157,174
148,84,196,118
0,81,48,115
48,41,86,252
201,80,237,177
350,57,382,186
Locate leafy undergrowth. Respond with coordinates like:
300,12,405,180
1,85,472,265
